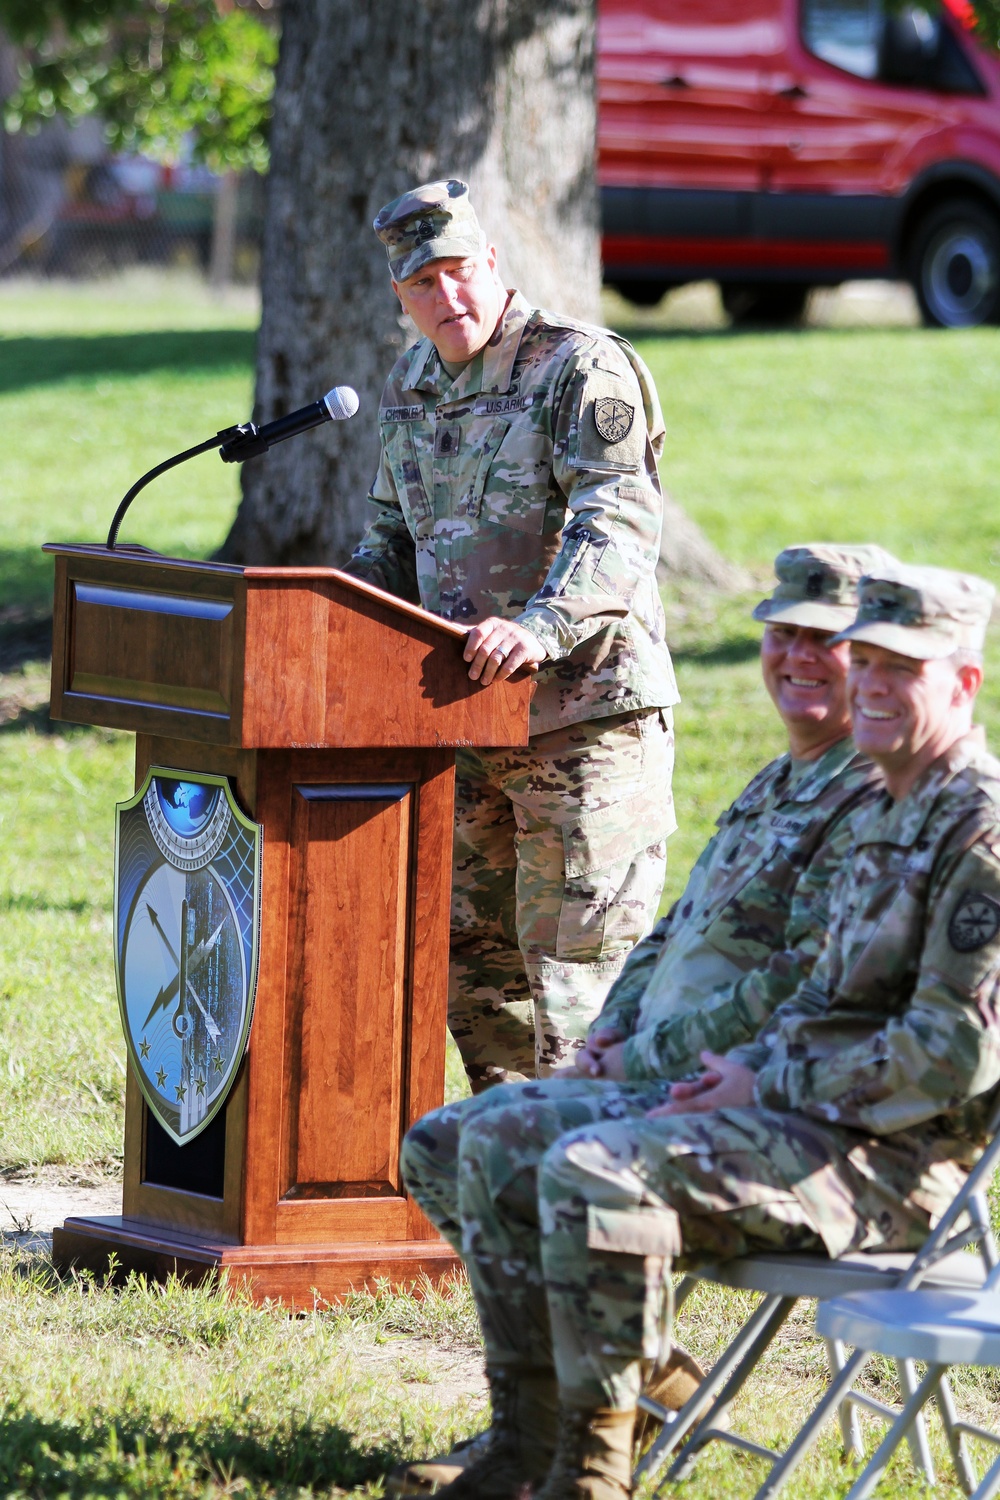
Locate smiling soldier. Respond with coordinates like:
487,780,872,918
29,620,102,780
344,179,678,1088
389,542,886,1495
396,559,1000,1500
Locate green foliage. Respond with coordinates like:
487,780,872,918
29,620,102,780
944,0,1000,51
0,0,277,173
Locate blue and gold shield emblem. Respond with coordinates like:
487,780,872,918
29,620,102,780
114,768,262,1145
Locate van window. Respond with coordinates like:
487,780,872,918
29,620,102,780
801,0,984,92
803,0,880,78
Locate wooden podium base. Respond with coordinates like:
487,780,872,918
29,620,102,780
43,548,532,1310
52,1217,462,1309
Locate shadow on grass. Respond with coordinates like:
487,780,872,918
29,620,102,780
0,547,58,627
0,1404,401,1496
673,635,761,668
0,329,255,394
0,892,100,915
0,614,51,675
0,704,58,737
622,319,924,343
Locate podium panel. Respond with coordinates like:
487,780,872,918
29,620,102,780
285,782,411,1200
46,545,533,1305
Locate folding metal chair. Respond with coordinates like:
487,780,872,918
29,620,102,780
633,1129,1000,1499
815,1284,1000,1500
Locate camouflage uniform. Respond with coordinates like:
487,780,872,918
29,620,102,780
598,542,889,1081
405,739,880,1249
598,736,879,1080
404,563,1000,1419
403,544,882,1234
451,711,675,1079
347,181,678,1083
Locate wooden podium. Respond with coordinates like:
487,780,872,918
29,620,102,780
45,543,532,1306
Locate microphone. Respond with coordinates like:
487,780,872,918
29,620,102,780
105,385,360,549
219,386,360,463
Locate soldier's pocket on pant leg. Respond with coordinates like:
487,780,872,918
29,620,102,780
557,797,668,961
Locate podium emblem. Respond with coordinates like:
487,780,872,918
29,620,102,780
114,768,262,1145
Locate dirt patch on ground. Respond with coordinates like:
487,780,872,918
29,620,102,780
0,1171,122,1252
360,1337,488,1410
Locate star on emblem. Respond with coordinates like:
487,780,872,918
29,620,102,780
175,1082,187,1102
195,1075,206,1096
139,1037,151,1060
155,1066,168,1089
213,1054,225,1074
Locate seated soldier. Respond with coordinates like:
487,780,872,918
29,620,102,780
398,559,1000,1500
575,540,898,1089
388,541,886,1495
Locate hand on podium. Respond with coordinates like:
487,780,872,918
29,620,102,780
463,617,545,685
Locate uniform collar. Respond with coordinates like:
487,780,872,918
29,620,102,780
730,736,862,818
784,736,865,803
480,290,532,394
856,727,987,848
400,289,532,402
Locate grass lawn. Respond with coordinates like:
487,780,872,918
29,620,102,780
0,274,998,1495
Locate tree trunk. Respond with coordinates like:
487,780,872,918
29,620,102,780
220,0,600,566
658,492,752,594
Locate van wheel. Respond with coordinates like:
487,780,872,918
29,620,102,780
609,278,672,307
910,199,1000,327
720,283,810,326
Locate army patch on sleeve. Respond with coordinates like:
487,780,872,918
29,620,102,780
593,397,635,444
948,890,1000,952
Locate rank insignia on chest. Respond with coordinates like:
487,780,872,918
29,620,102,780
434,424,461,457
949,890,1000,952
114,768,262,1145
593,397,635,444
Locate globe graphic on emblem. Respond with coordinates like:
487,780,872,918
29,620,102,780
155,780,220,838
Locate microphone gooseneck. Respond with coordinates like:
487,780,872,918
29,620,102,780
106,386,359,550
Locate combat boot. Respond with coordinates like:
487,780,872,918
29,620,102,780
532,1405,636,1499
384,1429,490,1496
633,1342,710,1456
643,1342,706,1411
406,1365,558,1499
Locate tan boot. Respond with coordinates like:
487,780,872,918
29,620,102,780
644,1343,706,1411
384,1429,490,1496
632,1342,708,1456
532,1406,636,1499
407,1366,558,1499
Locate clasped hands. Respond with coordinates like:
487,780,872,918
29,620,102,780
570,1026,756,1115
463,617,545,685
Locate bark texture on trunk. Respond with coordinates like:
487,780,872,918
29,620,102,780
221,0,599,566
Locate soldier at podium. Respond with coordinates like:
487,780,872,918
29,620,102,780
344,179,678,1089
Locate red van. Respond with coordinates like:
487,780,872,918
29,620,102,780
598,0,1000,325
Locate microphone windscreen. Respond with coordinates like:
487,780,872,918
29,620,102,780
323,385,360,421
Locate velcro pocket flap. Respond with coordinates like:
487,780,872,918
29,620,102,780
587,1205,681,1258
563,792,663,879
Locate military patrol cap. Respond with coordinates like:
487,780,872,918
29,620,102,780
373,178,486,284
753,544,893,631
832,561,995,659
